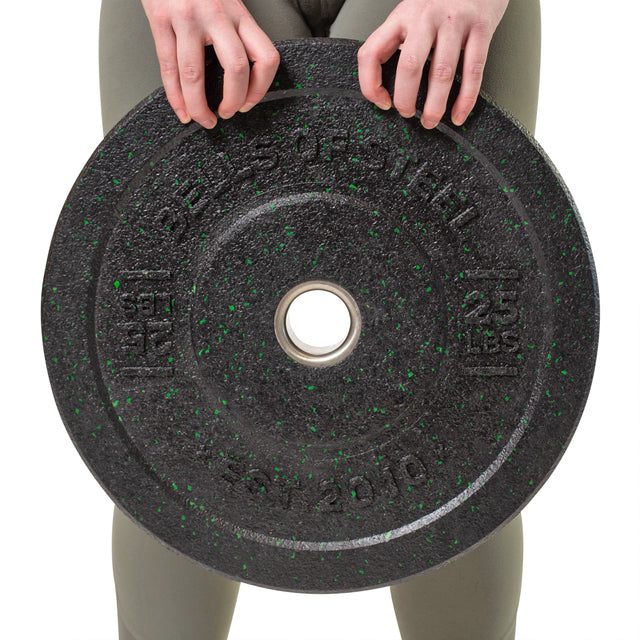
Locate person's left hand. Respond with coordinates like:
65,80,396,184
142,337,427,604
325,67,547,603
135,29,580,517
357,0,510,128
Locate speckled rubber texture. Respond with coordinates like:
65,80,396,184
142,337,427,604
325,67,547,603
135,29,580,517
42,39,599,593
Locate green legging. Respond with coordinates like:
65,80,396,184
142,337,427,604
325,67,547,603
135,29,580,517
99,2,541,639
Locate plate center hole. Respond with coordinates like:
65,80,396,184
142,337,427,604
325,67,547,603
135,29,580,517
285,289,351,356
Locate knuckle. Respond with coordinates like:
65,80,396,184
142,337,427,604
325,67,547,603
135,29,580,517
159,59,179,77
149,9,171,25
220,95,242,111
357,44,372,63
181,64,202,83
423,103,445,120
263,48,281,69
144,1,172,23
468,61,484,80
207,2,227,20
444,9,461,24
361,87,378,102
243,92,262,106
398,53,421,74
167,98,184,115
431,63,454,83
189,108,209,122
471,19,491,37
180,4,196,22
422,110,442,125
456,94,478,111
226,54,250,75
394,97,416,114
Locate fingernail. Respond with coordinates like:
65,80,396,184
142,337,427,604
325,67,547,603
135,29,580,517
421,118,438,129
376,99,392,111
176,109,191,124
202,118,217,129
239,102,255,113
452,112,466,126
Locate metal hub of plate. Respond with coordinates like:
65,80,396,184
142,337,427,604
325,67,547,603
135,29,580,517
42,39,599,592
274,279,362,367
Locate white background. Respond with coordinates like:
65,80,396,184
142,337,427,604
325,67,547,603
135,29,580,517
2,1,639,638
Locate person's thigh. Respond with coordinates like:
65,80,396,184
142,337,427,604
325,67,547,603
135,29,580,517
329,0,402,41
240,0,311,40
482,0,541,134
99,0,162,134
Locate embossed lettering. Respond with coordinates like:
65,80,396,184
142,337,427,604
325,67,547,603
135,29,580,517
317,479,342,512
348,476,374,508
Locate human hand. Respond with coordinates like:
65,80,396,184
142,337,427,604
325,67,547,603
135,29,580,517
358,0,509,128
140,0,280,128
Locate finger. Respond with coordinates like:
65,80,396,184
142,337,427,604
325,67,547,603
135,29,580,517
393,24,436,118
237,20,280,112
451,25,491,126
150,21,190,124
176,27,217,128
211,24,251,119
421,24,465,129
357,22,404,110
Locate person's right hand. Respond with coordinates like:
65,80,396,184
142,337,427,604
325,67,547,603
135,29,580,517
141,0,280,128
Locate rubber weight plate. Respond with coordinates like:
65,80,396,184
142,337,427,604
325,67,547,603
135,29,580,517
42,39,599,592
